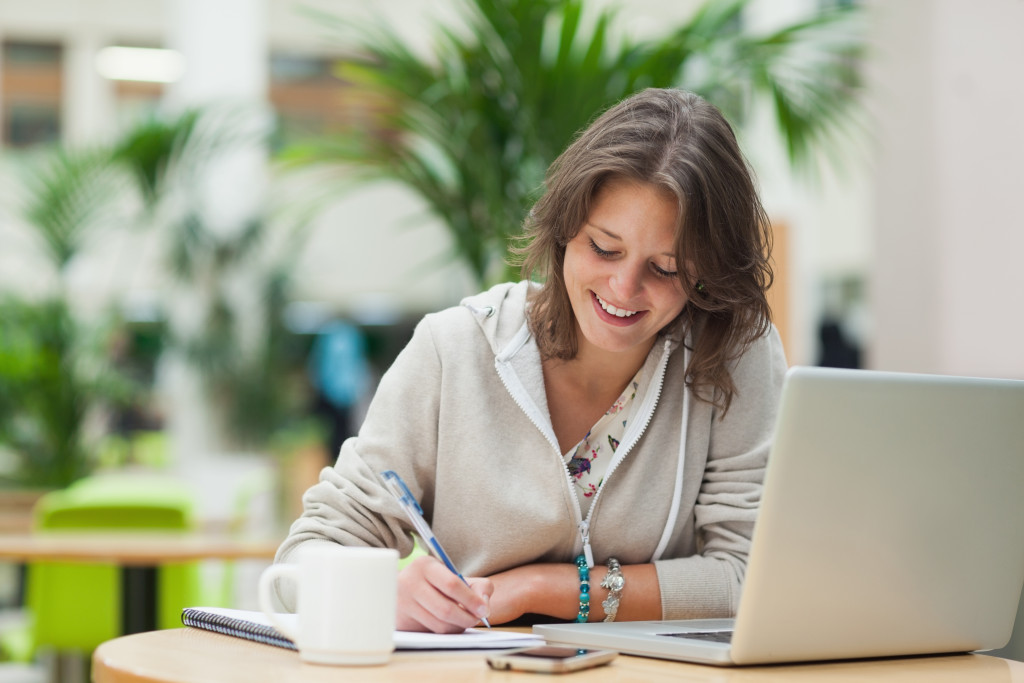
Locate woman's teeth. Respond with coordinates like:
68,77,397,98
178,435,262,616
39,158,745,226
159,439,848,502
596,294,638,318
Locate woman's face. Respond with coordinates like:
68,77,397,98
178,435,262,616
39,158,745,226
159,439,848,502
563,177,688,359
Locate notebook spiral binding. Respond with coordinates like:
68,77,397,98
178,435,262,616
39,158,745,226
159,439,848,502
181,607,296,650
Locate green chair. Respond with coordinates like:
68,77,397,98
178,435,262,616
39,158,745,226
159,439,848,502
19,473,202,657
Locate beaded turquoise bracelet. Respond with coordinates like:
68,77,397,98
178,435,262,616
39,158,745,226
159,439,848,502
575,554,590,622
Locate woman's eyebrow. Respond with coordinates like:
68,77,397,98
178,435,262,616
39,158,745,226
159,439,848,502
586,223,677,259
587,223,621,242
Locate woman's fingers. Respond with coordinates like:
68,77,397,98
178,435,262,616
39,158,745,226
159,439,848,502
396,556,492,633
398,575,476,633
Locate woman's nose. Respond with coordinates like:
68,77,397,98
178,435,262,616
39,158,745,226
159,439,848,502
609,261,645,301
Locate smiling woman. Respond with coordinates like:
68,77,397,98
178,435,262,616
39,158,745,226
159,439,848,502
548,178,690,455
521,89,775,415
273,88,788,635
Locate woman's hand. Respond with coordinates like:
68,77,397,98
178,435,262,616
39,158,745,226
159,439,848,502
396,556,493,633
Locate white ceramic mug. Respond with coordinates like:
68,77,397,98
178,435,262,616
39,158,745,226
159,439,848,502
257,544,399,665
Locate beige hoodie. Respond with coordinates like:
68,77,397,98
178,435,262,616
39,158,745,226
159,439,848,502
276,281,788,619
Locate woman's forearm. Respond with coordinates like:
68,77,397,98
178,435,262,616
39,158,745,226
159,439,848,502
487,561,662,624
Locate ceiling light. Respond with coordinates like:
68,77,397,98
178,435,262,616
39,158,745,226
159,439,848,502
95,46,185,83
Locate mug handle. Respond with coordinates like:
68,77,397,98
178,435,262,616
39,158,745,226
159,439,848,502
258,564,298,643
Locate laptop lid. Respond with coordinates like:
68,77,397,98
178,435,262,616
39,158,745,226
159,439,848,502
536,367,1024,665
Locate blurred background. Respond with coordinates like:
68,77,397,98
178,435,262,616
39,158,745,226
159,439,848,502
0,0,1022,679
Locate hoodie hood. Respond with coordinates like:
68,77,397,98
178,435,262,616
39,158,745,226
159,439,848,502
460,281,535,356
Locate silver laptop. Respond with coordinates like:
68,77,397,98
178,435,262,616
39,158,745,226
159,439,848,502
535,366,1024,665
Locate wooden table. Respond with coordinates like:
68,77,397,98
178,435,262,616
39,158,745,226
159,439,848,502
0,532,280,634
0,531,281,565
93,627,1024,682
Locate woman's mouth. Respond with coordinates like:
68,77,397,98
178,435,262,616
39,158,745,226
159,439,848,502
592,292,645,326
596,294,638,317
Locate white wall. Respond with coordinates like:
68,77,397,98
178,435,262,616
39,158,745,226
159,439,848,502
868,0,1024,379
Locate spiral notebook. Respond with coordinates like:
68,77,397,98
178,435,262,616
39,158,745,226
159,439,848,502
181,607,543,650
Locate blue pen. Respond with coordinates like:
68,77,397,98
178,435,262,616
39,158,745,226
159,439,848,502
380,470,492,628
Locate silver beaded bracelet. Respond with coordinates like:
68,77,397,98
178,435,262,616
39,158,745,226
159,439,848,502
600,558,625,622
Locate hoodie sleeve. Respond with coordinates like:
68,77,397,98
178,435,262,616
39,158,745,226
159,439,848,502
654,325,788,619
272,315,444,609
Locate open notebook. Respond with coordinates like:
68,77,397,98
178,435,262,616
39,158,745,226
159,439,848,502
181,607,542,650
536,366,1024,665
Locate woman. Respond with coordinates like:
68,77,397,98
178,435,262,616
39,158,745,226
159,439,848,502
275,88,788,633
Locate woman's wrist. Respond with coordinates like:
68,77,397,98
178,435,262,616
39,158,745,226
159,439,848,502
514,562,583,620
500,561,659,622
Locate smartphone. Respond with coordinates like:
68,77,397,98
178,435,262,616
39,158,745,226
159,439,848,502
486,645,618,673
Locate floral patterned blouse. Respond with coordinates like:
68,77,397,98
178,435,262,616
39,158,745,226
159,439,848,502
563,371,643,511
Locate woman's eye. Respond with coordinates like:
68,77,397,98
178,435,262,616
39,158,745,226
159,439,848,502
652,263,678,279
588,239,614,258
589,238,677,279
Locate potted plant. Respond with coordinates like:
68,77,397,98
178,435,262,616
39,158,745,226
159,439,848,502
0,108,313,494
110,106,317,453
286,0,865,287
0,148,136,496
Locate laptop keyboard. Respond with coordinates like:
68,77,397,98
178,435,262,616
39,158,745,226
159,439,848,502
658,630,734,644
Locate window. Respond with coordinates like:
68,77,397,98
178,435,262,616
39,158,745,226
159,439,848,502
2,41,63,147
268,52,396,150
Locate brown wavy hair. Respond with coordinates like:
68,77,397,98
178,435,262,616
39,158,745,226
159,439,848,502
516,88,774,413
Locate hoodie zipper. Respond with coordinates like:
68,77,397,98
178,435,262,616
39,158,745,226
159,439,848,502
493,325,675,568
574,337,672,566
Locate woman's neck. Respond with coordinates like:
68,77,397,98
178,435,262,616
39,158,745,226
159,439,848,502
542,333,657,453
564,333,656,398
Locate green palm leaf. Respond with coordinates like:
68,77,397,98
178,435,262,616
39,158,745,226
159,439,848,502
287,0,865,287
16,147,120,272
111,109,202,208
